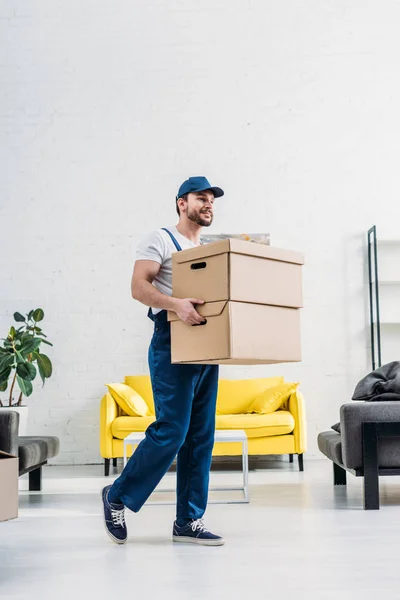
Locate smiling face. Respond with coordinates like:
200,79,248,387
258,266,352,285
177,190,215,227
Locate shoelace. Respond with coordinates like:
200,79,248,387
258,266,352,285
111,507,126,528
191,519,209,533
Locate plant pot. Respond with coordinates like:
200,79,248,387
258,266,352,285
0,405,29,436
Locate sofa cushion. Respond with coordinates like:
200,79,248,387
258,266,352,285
123,375,286,417
106,383,150,417
216,377,284,415
216,411,295,438
111,412,294,440
124,376,155,415
112,416,156,439
317,431,343,465
246,382,299,414
18,436,60,474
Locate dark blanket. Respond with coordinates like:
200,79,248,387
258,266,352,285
331,361,400,432
352,361,400,402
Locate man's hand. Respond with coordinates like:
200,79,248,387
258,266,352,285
174,298,206,325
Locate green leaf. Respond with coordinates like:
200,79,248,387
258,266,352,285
16,362,37,381
15,350,25,364
8,326,16,339
0,380,7,392
14,312,26,323
32,309,44,322
20,337,42,356
36,353,52,380
27,310,34,320
29,327,47,338
17,375,33,397
0,365,12,384
39,339,53,347
31,352,43,385
0,354,14,371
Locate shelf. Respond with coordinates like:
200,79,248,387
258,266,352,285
377,239,400,246
370,280,400,285
368,226,400,369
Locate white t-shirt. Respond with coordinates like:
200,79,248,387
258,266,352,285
135,226,199,314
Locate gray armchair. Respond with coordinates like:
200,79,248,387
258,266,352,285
318,402,400,509
0,410,59,490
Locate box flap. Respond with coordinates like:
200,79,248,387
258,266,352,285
168,301,227,322
228,238,304,265
0,450,18,459
172,238,304,266
172,240,231,264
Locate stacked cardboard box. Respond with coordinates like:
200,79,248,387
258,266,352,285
0,451,18,522
168,238,304,365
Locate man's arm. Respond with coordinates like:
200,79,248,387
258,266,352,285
131,260,206,325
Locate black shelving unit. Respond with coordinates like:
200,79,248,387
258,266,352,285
367,225,382,370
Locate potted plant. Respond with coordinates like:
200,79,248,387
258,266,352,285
0,309,53,435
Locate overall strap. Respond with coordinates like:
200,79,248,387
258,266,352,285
161,228,183,252
148,228,182,321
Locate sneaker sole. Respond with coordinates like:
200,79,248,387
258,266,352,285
173,535,225,546
100,490,127,545
103,522,127,545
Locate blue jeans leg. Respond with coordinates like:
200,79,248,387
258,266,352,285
109,318,217,514
176,364,219,521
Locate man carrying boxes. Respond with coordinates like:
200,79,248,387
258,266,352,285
101,176,226,546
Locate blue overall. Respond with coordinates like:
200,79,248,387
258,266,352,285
110,229,219,520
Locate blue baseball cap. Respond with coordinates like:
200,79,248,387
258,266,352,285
176,176,224,200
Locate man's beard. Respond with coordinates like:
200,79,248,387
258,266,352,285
187,209,214,227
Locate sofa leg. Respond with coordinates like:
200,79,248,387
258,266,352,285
298,453,304,471
364,471,380,510
333,462,347,485
29,467,42,491
104,459,110,476
363,422,380,510
112,458,117,467
289,454,294,463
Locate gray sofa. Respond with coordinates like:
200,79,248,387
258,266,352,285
318,402,400,509
0,410,59,490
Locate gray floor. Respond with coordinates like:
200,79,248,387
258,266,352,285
1,458,400,599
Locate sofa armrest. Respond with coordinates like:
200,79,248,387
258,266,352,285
288,390,307,454
0,410,19,456
100,393,118,459
341,401,400,470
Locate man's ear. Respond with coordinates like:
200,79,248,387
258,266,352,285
177,197,187,213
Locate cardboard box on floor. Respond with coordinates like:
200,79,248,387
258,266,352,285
171,238,304,308
0,451,18,522
168,239,304,365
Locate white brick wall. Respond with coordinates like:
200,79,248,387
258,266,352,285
2,1,400,463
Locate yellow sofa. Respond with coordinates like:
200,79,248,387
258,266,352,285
100,375,307,475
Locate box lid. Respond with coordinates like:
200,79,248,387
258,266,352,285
168,301,227,322
172,238,304,266
0,450,18,459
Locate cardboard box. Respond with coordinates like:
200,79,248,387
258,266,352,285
168,301,301,364
0,451,18,522
172,238,304,308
